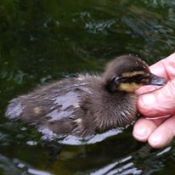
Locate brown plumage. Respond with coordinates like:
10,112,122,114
6,55,166,138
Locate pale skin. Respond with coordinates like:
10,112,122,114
133,53,175,148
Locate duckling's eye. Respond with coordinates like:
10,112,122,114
106,76,122,93
111,76,123,84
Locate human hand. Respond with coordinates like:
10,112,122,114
133,53,175,148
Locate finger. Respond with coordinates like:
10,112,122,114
133,118,157,142
150,52,175,79
148,116,175,148
138,79,175,117
149,61,167,78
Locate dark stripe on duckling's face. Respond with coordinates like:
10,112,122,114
106,71,147,93
116,71,150,92
113,71,166,92
121,71,150,83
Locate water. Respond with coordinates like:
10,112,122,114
0,0,175,174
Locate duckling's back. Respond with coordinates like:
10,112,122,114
6,75,103,137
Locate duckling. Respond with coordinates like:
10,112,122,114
6,55,166,138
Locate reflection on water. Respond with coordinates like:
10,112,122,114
1,0,175,174
91,146,172,175
56,129,123,145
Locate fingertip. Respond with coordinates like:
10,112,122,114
133,118,157,142
148,128,173,149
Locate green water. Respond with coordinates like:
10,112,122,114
0,0,175,174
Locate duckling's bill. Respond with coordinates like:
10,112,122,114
149,73,167,86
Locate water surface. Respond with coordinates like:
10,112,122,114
0,0,175,174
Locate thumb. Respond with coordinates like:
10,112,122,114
138,79,175,117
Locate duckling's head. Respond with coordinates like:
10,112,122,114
103,55,166,93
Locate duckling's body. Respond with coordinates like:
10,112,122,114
6,55,166,138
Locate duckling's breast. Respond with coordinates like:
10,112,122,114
89,89,137,133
